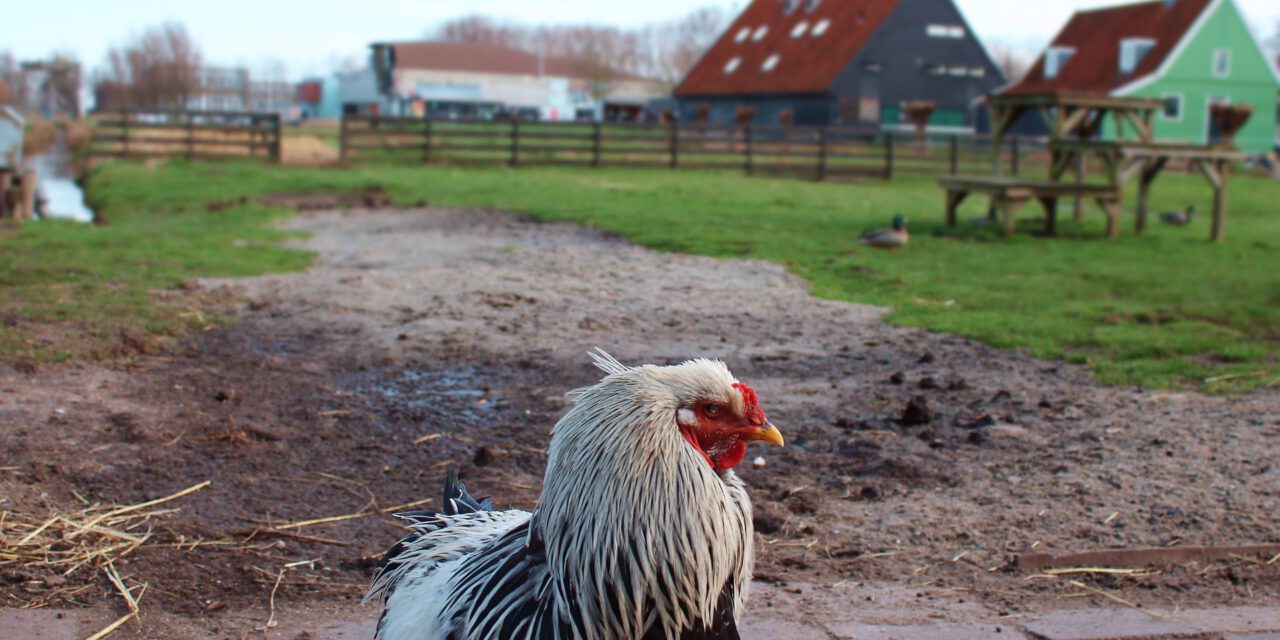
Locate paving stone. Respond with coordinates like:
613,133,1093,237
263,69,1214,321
1025,607,1280,640
827,622,1030,639
0,609,81,640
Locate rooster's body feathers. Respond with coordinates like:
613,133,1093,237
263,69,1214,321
367,352,772,640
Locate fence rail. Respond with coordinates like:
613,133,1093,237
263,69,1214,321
339,115,1046,180
89,110,282,162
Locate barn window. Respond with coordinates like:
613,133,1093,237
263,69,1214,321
762,54,781,72
724,57,742,74
1119,38,1155,74
1161,94,1183,121
734,27,751,43
811,19,830,37
1045,47,1075,79
926,24,965,39
1212,49,1231,78
791,21,809,38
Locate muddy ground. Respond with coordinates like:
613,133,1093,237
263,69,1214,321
2,205,1277,638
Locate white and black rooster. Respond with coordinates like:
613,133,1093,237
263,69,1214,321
365,350,785,639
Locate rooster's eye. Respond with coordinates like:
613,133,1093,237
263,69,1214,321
704,403,723,417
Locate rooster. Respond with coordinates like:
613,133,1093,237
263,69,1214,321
366,350,784,639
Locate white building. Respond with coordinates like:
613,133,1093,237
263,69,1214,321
369,41,665,121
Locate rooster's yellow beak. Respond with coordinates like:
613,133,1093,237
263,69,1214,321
751,422,785,447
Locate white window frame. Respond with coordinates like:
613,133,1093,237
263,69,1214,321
1119,38,1155,75
811,19,831,37
926,24,965,39
1212,49,1231,78
724,57,742,74
762,54,781,72
1160,93,1183,122
1045,47,1076,79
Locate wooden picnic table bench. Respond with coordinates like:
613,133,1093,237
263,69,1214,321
937,175,1123,238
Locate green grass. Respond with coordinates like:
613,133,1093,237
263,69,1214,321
3,159,1277,391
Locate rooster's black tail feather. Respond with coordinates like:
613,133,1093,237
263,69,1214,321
443,469,493,515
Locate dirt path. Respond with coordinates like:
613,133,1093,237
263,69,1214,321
2,205,1277,638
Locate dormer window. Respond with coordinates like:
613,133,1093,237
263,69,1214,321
762,54,781,72
724,57,741,74
734,27,750,43
806,0,822,11
812,19,831,37
752,26,769,41
791,21,809,38
1045,46,1075,79
1120,38,1155,74
783,0,800,14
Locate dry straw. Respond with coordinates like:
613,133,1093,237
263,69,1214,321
1,481,211,636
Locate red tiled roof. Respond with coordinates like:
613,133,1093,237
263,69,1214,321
674,0,902,97
1004,0,1212,96
380,41,647,82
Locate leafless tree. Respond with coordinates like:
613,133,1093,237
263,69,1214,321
0,51,28,108
94,22,202,110
430,6,731,90
987,41,1034,85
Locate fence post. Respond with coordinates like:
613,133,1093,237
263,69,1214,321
339,114,349,162
744,125,754,175
949,134,959,175
884,132,895,180
185,113,195,160
1010,136,1021,176
669,123,679,169
122,111,131,159
270,115,282,162
423,118,433,164
510,118,520,167
817,127,828,181
592,122,602,168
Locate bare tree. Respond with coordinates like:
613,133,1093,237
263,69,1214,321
430,6,731,90
987,41,1034,84
0,51,28,108
95,22,202,110
637,7,732,87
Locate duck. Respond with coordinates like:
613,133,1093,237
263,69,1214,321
861,213,909,250
1159,205,1195,226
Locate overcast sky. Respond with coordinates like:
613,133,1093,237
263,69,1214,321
9,0,1280,79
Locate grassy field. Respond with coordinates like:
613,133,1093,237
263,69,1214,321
2,159,1277,391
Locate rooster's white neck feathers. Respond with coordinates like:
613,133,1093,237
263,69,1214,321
534,350,754,637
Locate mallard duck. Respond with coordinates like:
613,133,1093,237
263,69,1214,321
1159,205,1195,226
861,213,909,250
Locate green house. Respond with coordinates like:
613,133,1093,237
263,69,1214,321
1005,0,1280,153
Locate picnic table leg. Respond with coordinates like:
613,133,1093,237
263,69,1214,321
996,197,1025,238
1097,198,1121,240
1037,196,1058,236
945,190,968,227
1210,159,1228,243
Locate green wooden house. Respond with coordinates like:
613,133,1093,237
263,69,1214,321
1005,0,1279,153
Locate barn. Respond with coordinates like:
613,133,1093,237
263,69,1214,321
673,0,1005,131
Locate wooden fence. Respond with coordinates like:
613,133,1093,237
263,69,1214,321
340,115,1046,180
90,110,282,162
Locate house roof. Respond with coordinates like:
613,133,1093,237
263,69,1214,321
674,0,902,97
375,41,647,82
1004,0,1213,96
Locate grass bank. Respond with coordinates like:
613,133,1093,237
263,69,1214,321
3,159,1277,391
